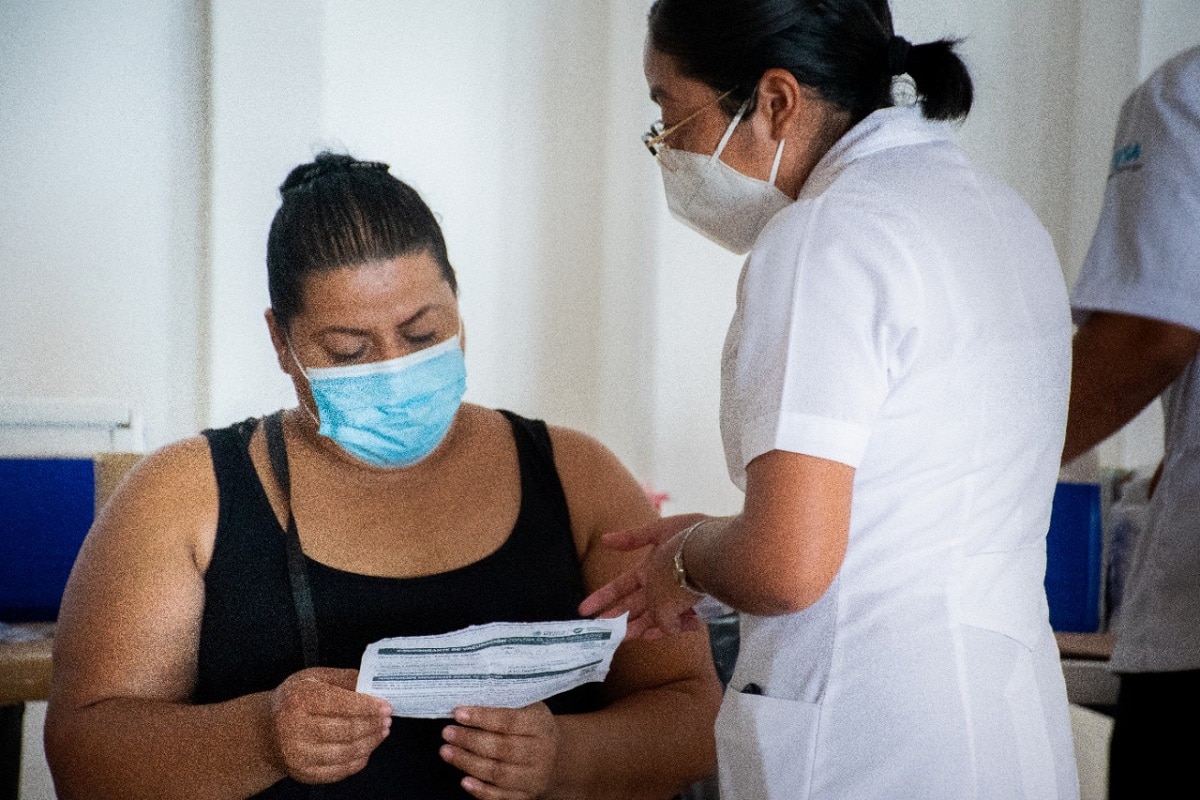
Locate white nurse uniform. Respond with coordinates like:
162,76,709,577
715,105,1079,799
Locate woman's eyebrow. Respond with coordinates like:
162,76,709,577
317,325,372,337
397,306,434,327
316,305,442,338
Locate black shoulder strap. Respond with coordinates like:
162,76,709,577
497,408,556,462
496,409,577,538
263,411,291,496
262,411,320,670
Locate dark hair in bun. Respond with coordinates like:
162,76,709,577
267,151,457,329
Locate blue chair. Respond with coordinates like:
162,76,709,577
0,458,96,623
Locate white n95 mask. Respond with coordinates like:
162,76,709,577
658,99,791,255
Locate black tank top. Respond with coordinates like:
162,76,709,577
194,410,606,799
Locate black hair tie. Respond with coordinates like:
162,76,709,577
888,35,913,76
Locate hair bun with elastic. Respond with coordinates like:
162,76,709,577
279,152,391,194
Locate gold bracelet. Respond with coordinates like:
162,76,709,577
672,520,711,596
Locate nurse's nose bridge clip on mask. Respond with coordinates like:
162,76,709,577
287,332,468,468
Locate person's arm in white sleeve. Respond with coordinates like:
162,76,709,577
577,451,854,637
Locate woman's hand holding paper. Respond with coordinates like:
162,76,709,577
440,702,560,800
268,667,393,785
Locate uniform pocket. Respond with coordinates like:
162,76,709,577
715,686,820,800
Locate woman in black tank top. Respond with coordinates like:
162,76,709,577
45,153,720,800
196,410,607,798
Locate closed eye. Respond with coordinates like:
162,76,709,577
405,332,439,347
327,346,368,364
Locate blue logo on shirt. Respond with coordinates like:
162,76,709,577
1110,142,1142,174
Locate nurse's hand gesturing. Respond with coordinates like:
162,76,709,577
578,514,712,640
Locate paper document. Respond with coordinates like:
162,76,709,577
356,614,627,718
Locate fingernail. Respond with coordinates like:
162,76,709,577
453,708,471,724
440,744,454,761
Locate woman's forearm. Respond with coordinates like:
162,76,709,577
45,692,284,800
548,678,719,800
685,451,853,616
684,515,799,615
685,513,841,616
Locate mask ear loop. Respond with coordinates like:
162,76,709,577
285,337,322,428
768,139,786,186
286,337,310,380
710,94,786,188
709,95,752,164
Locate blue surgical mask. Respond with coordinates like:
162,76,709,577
291,335,467,468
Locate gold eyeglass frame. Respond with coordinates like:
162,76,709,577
642,89,736,157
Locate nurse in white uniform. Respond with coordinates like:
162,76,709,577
1063,44,1200,800
580,1,1079,797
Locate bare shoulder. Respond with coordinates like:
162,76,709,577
544,423,656,561
92,434,219,563
114,434,216,500
51,434,219,707
544,424,627,479
545,425,653,516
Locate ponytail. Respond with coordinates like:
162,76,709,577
649,0,974,124
904,38,973,121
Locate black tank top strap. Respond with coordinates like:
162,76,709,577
498,408,554,460
261,411,321,670
201,416,263,538
496,410,579,565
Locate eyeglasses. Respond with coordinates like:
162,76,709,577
641,89,735,158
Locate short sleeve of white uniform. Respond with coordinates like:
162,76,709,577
1070,46,1200,330
721,194,922,482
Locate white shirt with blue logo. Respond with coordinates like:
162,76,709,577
1071,44,1200,673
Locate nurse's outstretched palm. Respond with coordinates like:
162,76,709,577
579,515,708,640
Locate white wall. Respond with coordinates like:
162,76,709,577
0,0,208,449
207,0,324,424
5,1,1196,493
319,0,612,430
